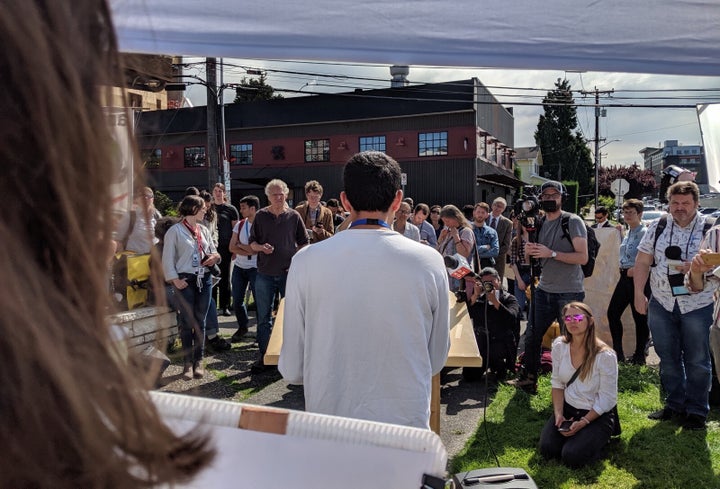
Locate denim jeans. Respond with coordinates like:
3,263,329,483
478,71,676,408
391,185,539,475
254,272,287,357
205,297,219,337
513,269,531,315
175,273,213,365
232,266,257,331
524,288,584,376
648,298,713,417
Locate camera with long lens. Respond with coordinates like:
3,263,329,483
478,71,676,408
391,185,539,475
513,186,540,238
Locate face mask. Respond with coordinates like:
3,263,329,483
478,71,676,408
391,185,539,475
540,200,559,212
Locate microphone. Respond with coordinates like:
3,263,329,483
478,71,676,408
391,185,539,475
444,254,479,280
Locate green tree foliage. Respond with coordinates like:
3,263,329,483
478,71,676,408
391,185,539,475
153,190,177,216
233,74,284,103
598,164,657,199
534,79,593,203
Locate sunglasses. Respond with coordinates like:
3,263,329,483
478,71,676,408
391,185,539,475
431,210,440,214
564,314,586,322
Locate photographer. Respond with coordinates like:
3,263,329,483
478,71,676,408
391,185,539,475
462,267,520,382
512,181,588,393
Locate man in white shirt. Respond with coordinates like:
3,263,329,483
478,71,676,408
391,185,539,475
279,151,450,429
229,195,260,342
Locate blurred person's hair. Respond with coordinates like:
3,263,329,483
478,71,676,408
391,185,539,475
414,203,430,215
200,190,216,223
667,181,699,203
440,205,471,229
265,178,289,196
0,1,213,486
239,194,261,210
304,179,323,195
343,151,401,212
185,186,200,196
622,198,644,215
462,204,475,221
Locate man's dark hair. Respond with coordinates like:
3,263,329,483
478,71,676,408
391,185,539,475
185,186,200,196
414,203,430,215
343,151,401,212
479,267,500,280
326,198,340,207
239,195,260,210
462,204,475,221
667,181,699,203
595,206,608,216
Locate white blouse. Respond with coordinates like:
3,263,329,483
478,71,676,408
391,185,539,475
550,337,618,414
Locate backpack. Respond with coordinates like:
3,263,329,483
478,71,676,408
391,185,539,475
538,211,600,278
651,214,716,266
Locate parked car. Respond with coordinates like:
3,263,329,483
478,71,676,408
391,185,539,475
699,207,718,215
641,210,664,226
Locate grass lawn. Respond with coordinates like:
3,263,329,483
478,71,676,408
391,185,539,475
451,364,720,488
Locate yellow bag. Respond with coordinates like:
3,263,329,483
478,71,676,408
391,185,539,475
112,252,151,310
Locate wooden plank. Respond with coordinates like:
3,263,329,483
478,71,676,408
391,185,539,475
263,299,285,366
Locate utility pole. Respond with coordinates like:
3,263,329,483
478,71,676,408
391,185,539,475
581,87,614,208
206,57,219,191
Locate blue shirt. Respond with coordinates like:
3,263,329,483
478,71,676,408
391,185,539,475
619,224,647,269
472,223,499,258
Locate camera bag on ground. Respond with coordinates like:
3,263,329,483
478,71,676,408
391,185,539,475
452,468,538,488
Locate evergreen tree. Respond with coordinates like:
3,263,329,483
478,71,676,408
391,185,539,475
534,79,594,201
233,74,283,103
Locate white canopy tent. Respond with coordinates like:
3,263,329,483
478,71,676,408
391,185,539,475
110,0,720,76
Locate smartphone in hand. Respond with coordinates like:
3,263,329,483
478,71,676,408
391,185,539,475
557,420,573,432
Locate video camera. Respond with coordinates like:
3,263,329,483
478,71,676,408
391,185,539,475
513,186,540,238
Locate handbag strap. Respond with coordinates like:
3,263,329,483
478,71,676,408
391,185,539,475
565,368,581,387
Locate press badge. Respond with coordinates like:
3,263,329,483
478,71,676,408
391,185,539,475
191,252,200,268
668,272,689,297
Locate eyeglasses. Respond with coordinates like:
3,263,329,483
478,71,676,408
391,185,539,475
431,210,440,214
540,193,560,199
397,210,410,214
564,314,586,322
622,210,637,215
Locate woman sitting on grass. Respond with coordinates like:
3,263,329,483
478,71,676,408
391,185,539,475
539,302,618,468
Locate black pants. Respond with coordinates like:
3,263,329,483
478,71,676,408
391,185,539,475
607,271,650,360
216,244,233,310
539,401,615,468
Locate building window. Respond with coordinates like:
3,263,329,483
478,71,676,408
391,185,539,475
128,92,143,108
141,148,161,169
305,139,330,162
184,146,206,167
418,131,448,157
230,143,253,165
359,135,386,152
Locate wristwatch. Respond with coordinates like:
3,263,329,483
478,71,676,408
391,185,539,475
550,251,557,259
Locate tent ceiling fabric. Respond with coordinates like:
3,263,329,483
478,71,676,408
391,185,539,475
110,0,720,76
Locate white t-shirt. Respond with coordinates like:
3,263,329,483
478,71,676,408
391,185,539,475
232,219,257,269
279,228,450,429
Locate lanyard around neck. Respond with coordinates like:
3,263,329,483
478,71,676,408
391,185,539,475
349,218,391,229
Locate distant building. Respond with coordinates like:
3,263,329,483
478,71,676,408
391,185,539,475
136,78,526,208
640,140,707,193
514,146,549,186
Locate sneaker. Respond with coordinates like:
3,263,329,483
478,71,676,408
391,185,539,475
231,326,249,343
628,354,645,366
221,308,232,317
193,363,205,379
250,360,276,374
207,335,232,352
648,407,683,421
682,413,706,431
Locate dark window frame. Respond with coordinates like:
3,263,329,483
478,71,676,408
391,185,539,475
304,139,330,162
229,143,253,165
359,135,386,152
418,131,448,157
184,146,206,167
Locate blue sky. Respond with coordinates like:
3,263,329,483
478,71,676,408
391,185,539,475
183,59,720,169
